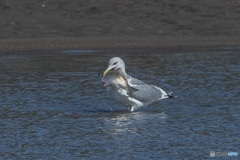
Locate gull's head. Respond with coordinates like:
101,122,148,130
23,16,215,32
103,57,125,76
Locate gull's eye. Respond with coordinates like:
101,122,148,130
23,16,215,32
113,62,118,65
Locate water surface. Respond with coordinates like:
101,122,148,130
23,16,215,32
0,50,239,159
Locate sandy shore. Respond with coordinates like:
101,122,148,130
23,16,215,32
1,1,240,53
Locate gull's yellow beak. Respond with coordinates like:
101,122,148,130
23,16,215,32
103,68,109,77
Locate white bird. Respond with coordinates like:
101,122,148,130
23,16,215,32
102,57,173,111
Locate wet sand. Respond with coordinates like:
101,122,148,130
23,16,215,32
1,36,240,53
1,1,240,52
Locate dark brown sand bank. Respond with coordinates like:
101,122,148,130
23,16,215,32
1,0,240,52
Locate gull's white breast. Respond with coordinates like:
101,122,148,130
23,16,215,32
107,86,143,109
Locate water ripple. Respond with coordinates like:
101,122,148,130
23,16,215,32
0,51,239,159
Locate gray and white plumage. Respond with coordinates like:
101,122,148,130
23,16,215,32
103,57,171,111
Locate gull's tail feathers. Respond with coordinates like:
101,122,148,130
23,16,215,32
152,85,175,100
166,92,175,98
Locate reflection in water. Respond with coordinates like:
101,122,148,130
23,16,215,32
105,111,167,136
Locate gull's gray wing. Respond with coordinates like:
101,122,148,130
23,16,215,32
128,77,146,85
128,77,168,102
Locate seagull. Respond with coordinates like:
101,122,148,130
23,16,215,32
102,57,173,111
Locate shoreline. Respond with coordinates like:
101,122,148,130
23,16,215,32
1,1,240,54
1,36,240,54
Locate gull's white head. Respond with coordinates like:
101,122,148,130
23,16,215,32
103,57,126,76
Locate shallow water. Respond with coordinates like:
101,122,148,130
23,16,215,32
0,50,239,159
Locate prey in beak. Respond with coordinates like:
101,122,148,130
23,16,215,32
102,67,116,87
101,70,139,97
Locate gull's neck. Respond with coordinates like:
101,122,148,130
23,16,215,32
117,68,130,81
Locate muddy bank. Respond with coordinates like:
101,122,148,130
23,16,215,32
0,0,240,52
